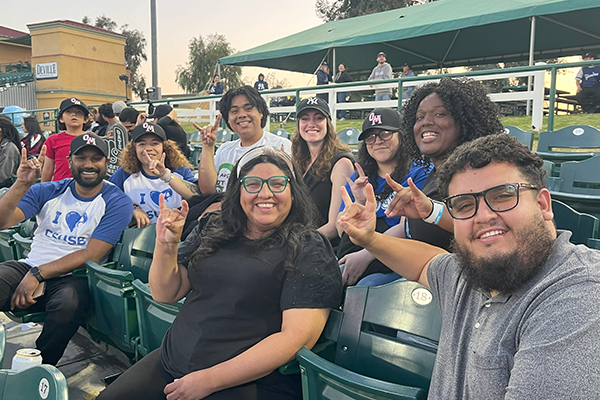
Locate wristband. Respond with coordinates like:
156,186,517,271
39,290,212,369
160,168,173,183
423,199,444,225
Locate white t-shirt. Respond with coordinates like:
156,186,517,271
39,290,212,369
213,130,292,192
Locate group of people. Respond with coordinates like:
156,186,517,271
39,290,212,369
0,77,598,399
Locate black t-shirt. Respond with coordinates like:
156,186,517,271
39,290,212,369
157,115,190,157
303,152,354,228
160,225,342,399
406,169,453,250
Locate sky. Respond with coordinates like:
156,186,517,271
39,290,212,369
4,0,323,96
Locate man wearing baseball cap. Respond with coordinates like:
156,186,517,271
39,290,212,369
316,62,332,101
575,52,600,113
368,52,393,101
148,104,190,157
0,133,132,366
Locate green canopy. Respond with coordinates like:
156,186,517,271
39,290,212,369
220,0,600,75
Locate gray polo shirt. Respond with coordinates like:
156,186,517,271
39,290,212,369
427,230,600,399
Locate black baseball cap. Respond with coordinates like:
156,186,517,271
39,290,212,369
584,52,597,59
59,97,89,117
359,108,401,141
297,97,331,119
147,104,173,119
377,52,387,58
69,133,108,157
131,121,167,142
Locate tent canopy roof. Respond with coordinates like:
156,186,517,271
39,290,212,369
220,0,600,75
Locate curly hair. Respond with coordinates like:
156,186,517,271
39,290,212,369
292,117,350,181
437,134,546,199
0,115,22,151
219,85,270,130
402,77,504,165
356,135,411,202
118,139,192,174
190,148,318,270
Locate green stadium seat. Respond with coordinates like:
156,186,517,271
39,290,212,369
131,279,183,358
550,155,600,218
0,229,17,263
0,365,68,400
535,125,600,174
215,129,233,144
297,279,441,399
271,128,290,139
336,128,360,146
503,125,533,149
552,199,599,245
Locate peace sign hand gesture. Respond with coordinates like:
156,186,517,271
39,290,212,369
16,146,46,185
337,183,378,248
344,163,369,205
144,151,167,177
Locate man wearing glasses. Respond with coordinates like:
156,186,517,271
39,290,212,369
338,133,600,399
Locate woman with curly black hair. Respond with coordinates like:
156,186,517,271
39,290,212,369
384,77,504,250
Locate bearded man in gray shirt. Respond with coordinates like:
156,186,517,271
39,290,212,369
338,133,600,399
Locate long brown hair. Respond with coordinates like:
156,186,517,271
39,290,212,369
119,139,192,174
292,118,350,181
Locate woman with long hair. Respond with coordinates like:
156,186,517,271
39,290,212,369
97,146,342,400
336,108,432,286
21,116,46,156
0,116,22,188
292,97,354,242
109,122,199,228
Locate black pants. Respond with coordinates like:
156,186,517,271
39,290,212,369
0,261,91,365
576,86,600,113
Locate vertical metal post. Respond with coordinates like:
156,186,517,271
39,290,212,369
548,66,558,132
526,16,536,116
151,0,158,88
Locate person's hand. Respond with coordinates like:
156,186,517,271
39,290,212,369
344,163,368,205
576,86,582,94
106,130,114,137
384,176,433,219
133,207,151,229
16,146,45,185
192,114,221,147
339,249,375,286
156,194,189,244
144,151,167,177
338,184,377,248
136,113,148,126
164,369,215,400
11,273,39,310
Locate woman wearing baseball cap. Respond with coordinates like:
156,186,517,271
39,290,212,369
109,122,199,228
292,97,354,243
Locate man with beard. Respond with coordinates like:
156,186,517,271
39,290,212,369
0,133,132,366
338,134,600,399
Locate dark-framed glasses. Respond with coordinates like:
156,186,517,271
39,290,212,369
240,176,289,194
364,130,395,145
443,183,538,220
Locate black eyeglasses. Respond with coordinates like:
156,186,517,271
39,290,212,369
364,130,395,145
443,183,538,220
240,176,289,193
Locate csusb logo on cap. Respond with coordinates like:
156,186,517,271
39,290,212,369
82,134,96,145
369,112,382,126
142,122,155,132
70,98,81,105
306,97,319,105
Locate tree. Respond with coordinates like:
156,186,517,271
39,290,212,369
175,33,243,94
82,15,147,98
316,0,433,22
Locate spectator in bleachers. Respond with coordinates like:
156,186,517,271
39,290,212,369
0,115,21,188
336,108,431,286
110,122,198,228
401,63,416,100
339,133,600,399
334,63,353,120
118,106,140,138
98,103,127,140
368,52,393,101
21,116,46,156
292,97,354,243
209,74,224,95
254,73,269,91
196,85,291,193
0,134,132,365
316,62,331,101
148,104,190,158
41,98,90,182
112,100,127,118
575,52,600,113
97,146,342,400
88,107,99,132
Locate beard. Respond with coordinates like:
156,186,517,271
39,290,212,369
451,216,555,294
72,167,105,188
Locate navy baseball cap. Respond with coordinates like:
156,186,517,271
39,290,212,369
297,97,331,119
147,104,173,120
359,108,401,141
131,121,167,142
69,133,108,157
59,97,89,117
